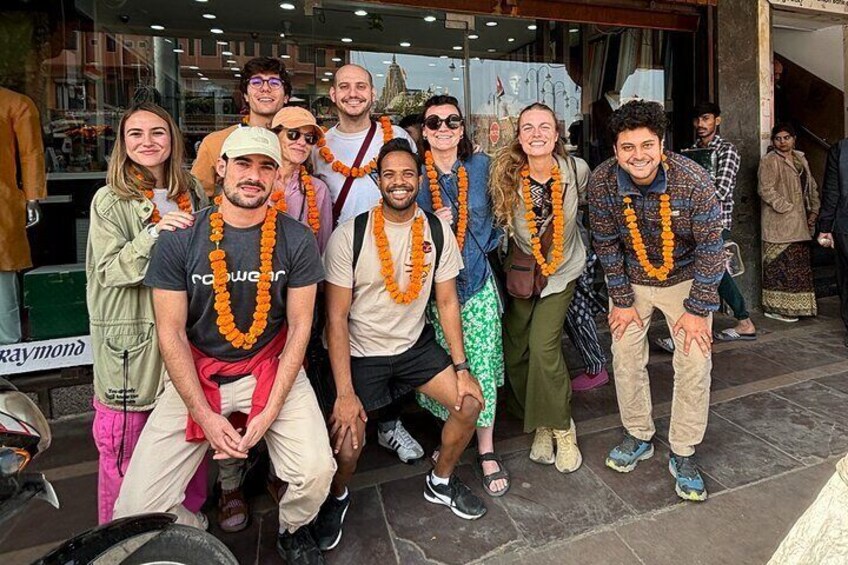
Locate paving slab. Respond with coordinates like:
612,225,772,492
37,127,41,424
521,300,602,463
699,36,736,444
616,460,836,565
814,371,848,395
485,530,638,565
380,464,519,564
492,451,634,546
654,413,801,489
771,380,848,427
712,392,848,464
709,347,789,387
747,339,841,373
327,487,396,564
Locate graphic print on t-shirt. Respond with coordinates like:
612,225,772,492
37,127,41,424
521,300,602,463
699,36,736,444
144,207,324,361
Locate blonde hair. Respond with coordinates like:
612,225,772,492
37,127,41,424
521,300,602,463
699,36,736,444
107,102,194,201
489,103,568,231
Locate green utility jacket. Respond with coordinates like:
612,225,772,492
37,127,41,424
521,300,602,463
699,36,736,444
85,179,208,410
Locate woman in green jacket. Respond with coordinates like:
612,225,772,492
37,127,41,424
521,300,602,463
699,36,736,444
86,102,208,523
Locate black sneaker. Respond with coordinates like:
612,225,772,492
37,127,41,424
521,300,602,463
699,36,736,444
423,474,487,520
312,493,350,551
277,527,326,565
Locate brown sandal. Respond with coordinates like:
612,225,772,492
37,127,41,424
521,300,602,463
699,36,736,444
218,487,249,533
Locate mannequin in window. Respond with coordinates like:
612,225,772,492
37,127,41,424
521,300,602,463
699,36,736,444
0,87,46,344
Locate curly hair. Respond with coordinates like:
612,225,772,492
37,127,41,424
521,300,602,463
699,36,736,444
240,57,292,97
608,100,668,145
376,138,421,174
489,103,567,232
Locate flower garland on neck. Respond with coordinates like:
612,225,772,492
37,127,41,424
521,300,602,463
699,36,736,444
623,193,674,281
520,162,565,277
372,204,426,305
132,167,191,224
270,166,321,234
316,116,394,178
209,195,277,350
424,151,468,250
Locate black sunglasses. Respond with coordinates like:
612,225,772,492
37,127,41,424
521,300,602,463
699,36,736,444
272,127,319,146
423,114,463,131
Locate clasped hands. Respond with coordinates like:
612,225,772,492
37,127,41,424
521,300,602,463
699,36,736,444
197,408,276,460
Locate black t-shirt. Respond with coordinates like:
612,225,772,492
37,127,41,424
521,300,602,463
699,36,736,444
144,207,324,361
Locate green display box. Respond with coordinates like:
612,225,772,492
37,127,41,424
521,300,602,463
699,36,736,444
23,263,87,308
24,263,89,339
27,303,89,340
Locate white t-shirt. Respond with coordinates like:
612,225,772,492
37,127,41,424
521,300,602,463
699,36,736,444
323,207,462,357
151,188,191,214
312,124,416,224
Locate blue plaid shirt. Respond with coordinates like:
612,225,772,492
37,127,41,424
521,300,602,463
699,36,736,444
693,135,740,231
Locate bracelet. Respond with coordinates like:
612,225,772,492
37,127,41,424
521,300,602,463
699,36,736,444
453,361,470,373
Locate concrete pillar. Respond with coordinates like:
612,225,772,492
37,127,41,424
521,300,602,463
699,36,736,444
716,0,772,307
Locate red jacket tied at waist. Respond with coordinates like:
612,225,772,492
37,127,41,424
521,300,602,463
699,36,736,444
186,329,288,442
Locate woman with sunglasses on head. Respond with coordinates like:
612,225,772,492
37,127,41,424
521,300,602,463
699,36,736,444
490,103,590,474
415,95,508,496
270,106,333,252
86,102,209,524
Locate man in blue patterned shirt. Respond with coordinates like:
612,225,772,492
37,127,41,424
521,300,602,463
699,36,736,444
589,100,723,503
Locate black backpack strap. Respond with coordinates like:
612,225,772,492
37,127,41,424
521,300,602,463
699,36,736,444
351,211,369,274
424,210,444,273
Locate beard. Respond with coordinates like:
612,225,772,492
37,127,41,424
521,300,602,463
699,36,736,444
337,96,372,119
381,183,418,212
223,180,271,209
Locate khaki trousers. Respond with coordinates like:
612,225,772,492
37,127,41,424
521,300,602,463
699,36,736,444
610,280,712,457
113,370,336,531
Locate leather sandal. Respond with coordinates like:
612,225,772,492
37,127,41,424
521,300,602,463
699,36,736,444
218,487,249,533
476,452,510,498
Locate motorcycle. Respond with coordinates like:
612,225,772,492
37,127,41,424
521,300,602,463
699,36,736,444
0,377,239,565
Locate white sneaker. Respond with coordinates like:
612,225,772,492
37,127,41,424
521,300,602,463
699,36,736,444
377,420,424,463
764,312,799,323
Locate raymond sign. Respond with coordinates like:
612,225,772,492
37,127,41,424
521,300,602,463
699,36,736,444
0,336,92,376
769,0,848,15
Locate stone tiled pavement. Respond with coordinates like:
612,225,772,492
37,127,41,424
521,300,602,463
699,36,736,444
1,298,847,564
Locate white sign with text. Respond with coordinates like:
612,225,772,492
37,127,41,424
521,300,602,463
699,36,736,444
0,336,92,376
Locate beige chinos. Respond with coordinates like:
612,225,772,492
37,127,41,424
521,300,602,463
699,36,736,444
113,370,335,531
610,280,712,457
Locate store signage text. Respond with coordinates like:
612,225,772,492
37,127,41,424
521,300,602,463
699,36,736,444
0,336,92,376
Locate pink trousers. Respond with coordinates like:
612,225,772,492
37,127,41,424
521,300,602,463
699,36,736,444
93,399,208,524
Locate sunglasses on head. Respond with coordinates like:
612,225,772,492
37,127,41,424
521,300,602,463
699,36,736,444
423,114,463,131
272,127,319,145
248,77,284,90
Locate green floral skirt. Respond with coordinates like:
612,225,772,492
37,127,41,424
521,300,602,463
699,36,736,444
417,278,504,427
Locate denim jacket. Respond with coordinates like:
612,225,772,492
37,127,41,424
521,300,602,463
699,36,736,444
417,152,502,304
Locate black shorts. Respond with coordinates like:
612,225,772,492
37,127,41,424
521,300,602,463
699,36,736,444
350,324,452,412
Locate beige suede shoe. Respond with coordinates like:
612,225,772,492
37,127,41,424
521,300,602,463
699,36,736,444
553,419,583,473
529,427,555,465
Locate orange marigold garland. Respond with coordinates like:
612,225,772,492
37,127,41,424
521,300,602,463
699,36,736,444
520,163,565,277
270,166,321,235
623,193,675,281
134,170,192,224
316,116,394,178
424,151,468,250
372,205,426,305
209,195,277,350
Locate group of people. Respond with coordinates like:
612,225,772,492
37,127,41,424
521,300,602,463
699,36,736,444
82,56,832,565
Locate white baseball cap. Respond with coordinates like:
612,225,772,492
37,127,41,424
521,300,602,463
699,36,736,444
220,126,282,167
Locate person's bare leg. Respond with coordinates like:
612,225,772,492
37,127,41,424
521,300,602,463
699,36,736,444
417,366,481,478
330,418,366,497
476,425,507,493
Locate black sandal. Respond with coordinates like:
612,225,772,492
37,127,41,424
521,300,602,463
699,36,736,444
476,452,510,498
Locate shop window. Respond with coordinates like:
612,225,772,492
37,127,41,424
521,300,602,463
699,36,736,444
261,42,273,57
106,36,116,52
188,38,195,56
244,42,254,56
316,48,326,67
201,39,216,56
299,46,315,64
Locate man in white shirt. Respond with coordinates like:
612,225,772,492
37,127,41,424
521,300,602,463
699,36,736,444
312,64,423,464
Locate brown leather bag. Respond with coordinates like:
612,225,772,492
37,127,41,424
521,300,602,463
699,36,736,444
504,221,554,299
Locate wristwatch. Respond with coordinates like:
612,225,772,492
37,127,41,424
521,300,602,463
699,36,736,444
453,360,470,373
